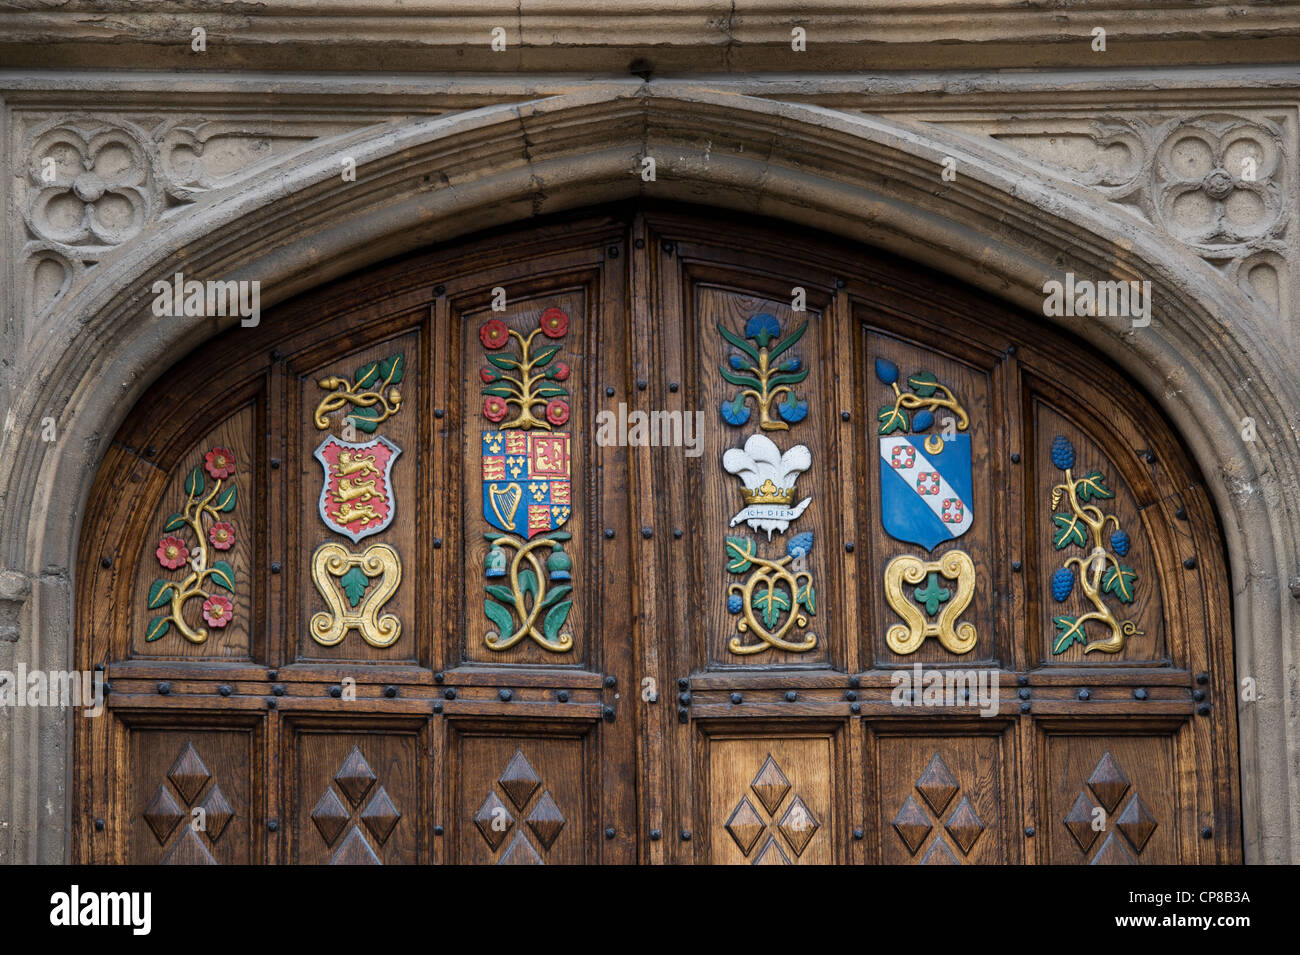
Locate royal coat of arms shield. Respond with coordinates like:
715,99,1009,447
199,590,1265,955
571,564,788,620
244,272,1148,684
879,433,973,551
315,435,401,543
482,430,571,538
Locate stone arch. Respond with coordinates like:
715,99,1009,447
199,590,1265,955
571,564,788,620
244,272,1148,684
2,82,1294,861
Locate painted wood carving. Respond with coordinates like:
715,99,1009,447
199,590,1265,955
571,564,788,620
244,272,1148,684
1047,435,1142,654
875,358,977,655
309,353,406,647
720,314,817,655
479,308,575,652
144,447,238,644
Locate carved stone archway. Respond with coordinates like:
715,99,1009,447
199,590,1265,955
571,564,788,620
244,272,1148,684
1,83,1295,862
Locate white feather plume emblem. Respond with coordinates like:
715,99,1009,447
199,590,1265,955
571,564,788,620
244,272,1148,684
723,433,813,538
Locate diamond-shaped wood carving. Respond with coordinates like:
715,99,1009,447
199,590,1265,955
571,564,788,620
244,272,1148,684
725,796,766,856
360,786,402,846
1090,832,1137,865
334,746,377,808
332,826,382,865
1116,793,1158,853
474,791,515,850
749,755,792,815
752,836,791,865
161,827,217,865
311,787,351,846
1086,751,1131,813
944,796,985,855
920,839,960,864
143,785,186,845
498,831,544,865
525,791,566,851
892,794,933,855
914,753,959,815
197,784,234,842
498,750,542,810
777,796,820,857
167,742,212,804
1063,791,1100,853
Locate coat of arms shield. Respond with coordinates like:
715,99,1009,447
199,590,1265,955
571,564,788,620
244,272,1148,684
482,430,571,538
315,435,401,543
879,434,973,551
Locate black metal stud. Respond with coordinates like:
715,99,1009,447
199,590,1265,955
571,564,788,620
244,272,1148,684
650,829,662,841
433,538,442,549
271,562,281,574
1134,688,1148,700
157,682,171,695
850,703,861,714
268,820,279,832
604,528,615,539
1018,688,1030,700
637,379,647,391
444,688,456,700
635,238,645,250
434,825,444,836
1184,556,1198,570
1198,704,1211,716
329,685,342,698
607,245,619,258
1025,826,1036,837
1193,690,1206,702
606,386,615,397
434,409,445,419
218,685,232,697
731,692,743,704
1020,702,1031,713
1077,688,1091,701
603,705,615,721
673,527,683,538
848,675,860,689
834,278,845,289
1175,506,1188,520
557,690,570,703
270,458,280,469
95,819,105,832
681,829,692,841
384,685,398,698
266,698,277,709
677,677,689,690
433,701,443,714
853,828,865,840
641,526,653,538
499,689,512,702
605,827,616,839
678,692,691,705
1012,560,1022,572
1201,827,1213,839
841,411,850,421
845,690,858,702
1017,674,1029,687
662,240,675,254
669,382,679,392
785,690,798,702
677,707,688,723
100,557,112,569
1011,452,1021,464
845,542,854,553
604,675,617,689
267,670,278,680
434,671,445,684
1196,673,1209,685
272,684,285,696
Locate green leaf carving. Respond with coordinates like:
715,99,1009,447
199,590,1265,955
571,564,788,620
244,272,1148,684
207,560,235,594
531,345,561,369
214,485,237,512
379,353,404,386
484,597,514,637
1052,616,1087,654
348,405,383,432
543,600,572,643
767,321,808,361
1101,562,1138,604
145,616,171,643
518,569,538,602
796,583,816,615
487,354,520,370
533,385,569,398
184,465,205,498
354,361,380,388
147,580,175,610
913,572,951,615
716,323,761,363
877,404,909,435
718,364,761,389
481,384,516,397
907,371,939,398
1052,513,1088,550
1075,471,1114,502
485,584,516,605
753,585,791,630
725,537,755,574
539,584,572,611
163,512,187,532
339,566,370,608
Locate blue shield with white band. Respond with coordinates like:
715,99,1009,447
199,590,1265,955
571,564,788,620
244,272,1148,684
879,434,973,551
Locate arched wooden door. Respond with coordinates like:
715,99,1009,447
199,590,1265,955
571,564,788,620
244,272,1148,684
74,206,1241,864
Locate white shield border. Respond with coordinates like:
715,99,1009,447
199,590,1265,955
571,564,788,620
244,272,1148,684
314,434,402,544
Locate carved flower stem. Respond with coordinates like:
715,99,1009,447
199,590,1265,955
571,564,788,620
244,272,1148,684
727,549,815,654
168,478,224,643
498,328,551,430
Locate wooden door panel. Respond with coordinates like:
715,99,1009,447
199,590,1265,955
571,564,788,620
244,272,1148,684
1040,727,1186,864
287,719,425,864
868,724,1015,864
704,731,838,865
449,725,593,864
122,718,260,864
861,328,1003,668
293,330,422,665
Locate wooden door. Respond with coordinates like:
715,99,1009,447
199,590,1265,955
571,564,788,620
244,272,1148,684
75,207,1240,864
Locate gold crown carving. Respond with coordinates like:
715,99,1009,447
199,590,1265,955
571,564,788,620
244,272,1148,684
741,479,796,506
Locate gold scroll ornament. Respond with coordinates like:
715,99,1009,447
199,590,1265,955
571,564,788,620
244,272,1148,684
727,545,818,656
310,542,402,648
884,550,977,655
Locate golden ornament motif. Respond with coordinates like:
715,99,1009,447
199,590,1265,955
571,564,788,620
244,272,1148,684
482,533,574,653
309,542,403,648
726,541,818,656
883,550,977,655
